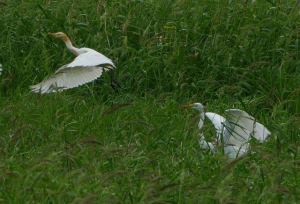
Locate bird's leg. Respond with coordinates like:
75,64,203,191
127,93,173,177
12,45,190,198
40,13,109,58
110,70,119,93
110,78,118,93
110,68,121,88
199,133,215,153
113,78,121,88
110,69,122,92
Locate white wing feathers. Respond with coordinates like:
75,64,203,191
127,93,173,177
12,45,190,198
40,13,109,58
30,66,104,93
67,49,115,68
30,50,114,93
225,109,271,142
198,109,271,159
205,112,225,141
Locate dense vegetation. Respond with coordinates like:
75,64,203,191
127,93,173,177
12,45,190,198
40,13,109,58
0,0,300,202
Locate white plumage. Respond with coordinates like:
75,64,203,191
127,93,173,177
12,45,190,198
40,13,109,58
30,32,118,93
66,48,114,68
182,103,271,159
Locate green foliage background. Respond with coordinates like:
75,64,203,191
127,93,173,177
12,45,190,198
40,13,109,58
0,0,300,202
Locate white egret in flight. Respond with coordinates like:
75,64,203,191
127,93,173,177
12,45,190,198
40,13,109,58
182,103,271,159
30,32,120,93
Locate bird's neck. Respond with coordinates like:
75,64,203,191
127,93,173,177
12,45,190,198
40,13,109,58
63,39,80,56
198,111,205,129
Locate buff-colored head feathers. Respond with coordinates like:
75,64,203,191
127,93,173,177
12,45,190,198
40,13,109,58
48,32,70,42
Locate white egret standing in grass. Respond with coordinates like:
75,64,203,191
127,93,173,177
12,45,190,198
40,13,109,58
30,32,120,93
182,103,271,159
0,63,2,75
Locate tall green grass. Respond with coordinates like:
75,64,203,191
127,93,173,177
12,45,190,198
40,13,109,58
0,0,300,202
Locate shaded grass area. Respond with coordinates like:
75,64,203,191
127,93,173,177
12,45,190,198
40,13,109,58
0,0,300,202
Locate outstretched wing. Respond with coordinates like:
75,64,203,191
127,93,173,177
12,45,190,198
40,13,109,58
205,112,226,141
30,65,103,93
223,110,252,151
67,49,116,69
30,50,114,93
225,109,271,142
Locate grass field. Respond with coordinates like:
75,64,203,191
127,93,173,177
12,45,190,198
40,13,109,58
1,0,300,203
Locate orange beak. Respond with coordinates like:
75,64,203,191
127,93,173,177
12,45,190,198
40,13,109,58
48,32,56,36
182,104,196,109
